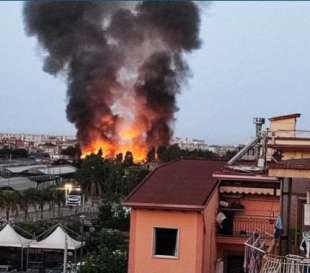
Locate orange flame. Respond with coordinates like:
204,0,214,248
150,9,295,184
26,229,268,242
81,97,150,162
81,137,148,163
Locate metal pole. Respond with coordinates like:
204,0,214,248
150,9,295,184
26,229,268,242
63,235,68,273
21,247,23,271
280,177,292,255
26,247,29,271
80,216,84,261
82,194,85,214
80,228,83,261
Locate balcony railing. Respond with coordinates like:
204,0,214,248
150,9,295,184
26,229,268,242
233,215,276,236
269,130,310,139
218,215,276,237
260,255,310,273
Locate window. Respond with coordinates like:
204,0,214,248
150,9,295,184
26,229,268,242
153,227,178,257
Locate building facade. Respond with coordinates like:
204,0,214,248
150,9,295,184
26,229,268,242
124,113,310,273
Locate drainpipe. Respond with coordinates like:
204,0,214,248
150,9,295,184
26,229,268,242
201,210,206,273
280,177,292,255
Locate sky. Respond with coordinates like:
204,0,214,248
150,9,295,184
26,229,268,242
1,2,310,145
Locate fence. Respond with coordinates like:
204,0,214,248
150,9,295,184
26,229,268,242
13,205,99,223
269,130,310,139
260,255,310,273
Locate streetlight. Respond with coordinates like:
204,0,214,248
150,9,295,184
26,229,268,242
64,183,73,199
63,183,84,209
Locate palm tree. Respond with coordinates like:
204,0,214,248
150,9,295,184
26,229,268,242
0,190,19,221
18,189,37,220
32,189,51,220
51,187,65,217
0,193,6,221
77,154,108,198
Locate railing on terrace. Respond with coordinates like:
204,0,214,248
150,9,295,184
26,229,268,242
234,215,276,236
260,255,310,273
217,215,276,237
13,205,99,223
268,130,310,139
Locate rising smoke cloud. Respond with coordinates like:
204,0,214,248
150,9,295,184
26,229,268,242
23,1,201,160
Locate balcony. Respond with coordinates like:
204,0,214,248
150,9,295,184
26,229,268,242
217,214,276,238
233,215,275,236
260,255,310,273
269,130,310,139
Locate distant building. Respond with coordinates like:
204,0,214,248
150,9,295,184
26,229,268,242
171,137,209,151
38,143,60,159
0,133,77,159
207,144,240,156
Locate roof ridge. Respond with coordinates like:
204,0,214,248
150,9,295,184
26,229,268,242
202,177,219,206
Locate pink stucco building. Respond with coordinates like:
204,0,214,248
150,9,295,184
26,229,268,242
124,114,310,273
124,160,281,273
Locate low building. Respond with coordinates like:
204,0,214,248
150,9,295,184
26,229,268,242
124,160,224,273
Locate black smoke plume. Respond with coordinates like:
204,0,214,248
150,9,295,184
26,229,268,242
23,1,201,156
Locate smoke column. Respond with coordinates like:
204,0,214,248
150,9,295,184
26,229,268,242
23,1,201,161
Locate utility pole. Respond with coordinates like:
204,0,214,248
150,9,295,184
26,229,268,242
63,235,68,273
80,214,85,261
82,193,85,213
280,177,292,255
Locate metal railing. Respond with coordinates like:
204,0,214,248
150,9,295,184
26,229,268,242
269,130,310,139
260,255,310,273
233,215,276,236
12,205,99,223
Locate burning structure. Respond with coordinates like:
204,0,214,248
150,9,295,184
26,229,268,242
23,1,201,162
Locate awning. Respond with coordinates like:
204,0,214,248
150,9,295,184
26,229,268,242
220,186,280,196
0,224,32,248
30,226,81,250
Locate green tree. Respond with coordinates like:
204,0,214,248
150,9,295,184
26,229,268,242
81,229,128,273
50,186,65,217
221,149,239,161
82,247,127,273
123,151,133,167
31,188,53,219
77,154,108,197
121,166,149,196
0,190,19,221
157,144,181,162
18,189,37,220
98,201,129,231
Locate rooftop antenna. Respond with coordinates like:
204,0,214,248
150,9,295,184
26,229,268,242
253,117,265,137
227,117,265,167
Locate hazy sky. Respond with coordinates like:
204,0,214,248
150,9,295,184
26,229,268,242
1,2,310,145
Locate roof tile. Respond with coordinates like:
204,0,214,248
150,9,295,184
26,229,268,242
124,159,224,208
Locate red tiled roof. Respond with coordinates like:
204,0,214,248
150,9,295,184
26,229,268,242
269,113,301,121
270,158,310,170
123,159,224,210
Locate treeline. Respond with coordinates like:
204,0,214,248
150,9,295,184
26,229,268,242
0,148,28,159
77,154,149,273
0,186,65,221
77,154,149,199
147,144,239,162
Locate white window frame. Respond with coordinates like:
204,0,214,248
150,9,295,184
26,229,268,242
152,227,180,259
